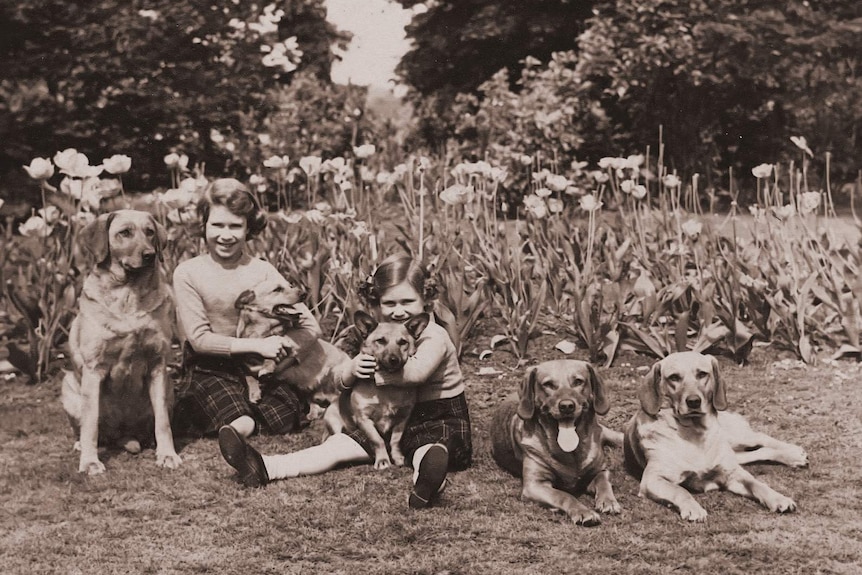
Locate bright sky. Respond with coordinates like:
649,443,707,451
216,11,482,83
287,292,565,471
325,0,415,87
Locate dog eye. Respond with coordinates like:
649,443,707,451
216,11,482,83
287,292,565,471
541,381,556,390
273,286,284,293
696,370,709,380
375,337,387,345
667,374,682,383
396,338,408,346
117,229,132,238
144,228,155,237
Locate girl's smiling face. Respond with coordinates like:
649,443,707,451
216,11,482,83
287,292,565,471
205,204,247,264
378,281,425,323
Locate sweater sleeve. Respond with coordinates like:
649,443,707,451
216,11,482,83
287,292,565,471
172,262,235,356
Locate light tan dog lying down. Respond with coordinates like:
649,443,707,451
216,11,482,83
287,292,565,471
624,351,808,522
62,210,181,475
491,360,621,526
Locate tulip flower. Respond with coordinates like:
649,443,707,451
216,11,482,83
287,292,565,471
682,219,703,239
102,154,132,175
579,194,603,212
353,144,376,159
751,163,773,179
523,195,548,219
23,157,55,180
439,184,475,206
18,215,53,238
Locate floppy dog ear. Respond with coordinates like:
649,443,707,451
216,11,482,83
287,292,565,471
587,364,610,415
234,289,255,309
517,366,538,420
405,312,430,340
78,212,115,265
638,360,663,416
150,215,168,263
353,310,378,338
710,355,728,411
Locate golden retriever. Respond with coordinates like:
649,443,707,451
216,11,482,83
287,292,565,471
491,359,621,526
61,210,181,475
624,351,808,521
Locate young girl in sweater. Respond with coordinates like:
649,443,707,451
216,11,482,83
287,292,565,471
173,178,320,447
218,254,473,508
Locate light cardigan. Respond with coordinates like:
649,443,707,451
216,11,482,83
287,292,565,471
172,253,319,356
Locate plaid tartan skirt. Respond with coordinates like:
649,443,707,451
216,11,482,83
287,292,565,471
347,393,472,470
174,352,307,436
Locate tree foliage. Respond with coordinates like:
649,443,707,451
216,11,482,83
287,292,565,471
0,0,348,193
400,0,862,182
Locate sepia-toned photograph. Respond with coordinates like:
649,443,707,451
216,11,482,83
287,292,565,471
1,1,860,573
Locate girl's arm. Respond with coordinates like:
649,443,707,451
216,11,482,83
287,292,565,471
377,336,447,387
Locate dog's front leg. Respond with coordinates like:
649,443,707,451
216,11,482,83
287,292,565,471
588,469,621,514
724,467,796,513
521,458,601,526
355,415,391,470
149,365,182,469
78,368,106,475
388,417,409,467
640,466,708,521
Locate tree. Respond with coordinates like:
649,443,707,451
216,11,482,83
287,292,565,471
393,0,595,147
0,0,348,195
575,0,862,181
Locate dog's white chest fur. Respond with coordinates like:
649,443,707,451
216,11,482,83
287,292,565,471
641,411,736,491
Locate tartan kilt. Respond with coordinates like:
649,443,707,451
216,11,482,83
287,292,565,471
174,350,307,436
347,393,472,470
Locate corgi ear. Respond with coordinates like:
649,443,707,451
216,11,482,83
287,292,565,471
517,366,538,420
587,364,610,415
79,212,116,265
353,310,378,338
234,289,256,309
710,355,728,411
405,313,430,339
638,360,664,416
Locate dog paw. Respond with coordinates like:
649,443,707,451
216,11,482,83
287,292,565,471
679,502,708,522
596,497,622,515
156,452,183,470
391,450,405,467
785,448,809,468
373,457,392,471
72,441,81,452
571,510,602,527
80,459,106,475
770,495,797,514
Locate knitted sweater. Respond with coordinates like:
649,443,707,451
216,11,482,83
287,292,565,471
173,253,319,356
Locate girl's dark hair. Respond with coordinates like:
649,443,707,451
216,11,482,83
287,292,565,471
197,178,267,239
358,253,438,310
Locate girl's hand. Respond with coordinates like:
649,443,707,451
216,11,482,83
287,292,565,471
258,335,294,361
351,353,376,380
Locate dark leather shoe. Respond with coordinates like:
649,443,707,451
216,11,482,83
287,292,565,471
409,444,449,509
218,425,269,488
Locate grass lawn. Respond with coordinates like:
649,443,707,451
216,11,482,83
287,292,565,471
1,334,860,574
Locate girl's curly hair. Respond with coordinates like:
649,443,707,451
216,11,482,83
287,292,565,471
359,253,438,311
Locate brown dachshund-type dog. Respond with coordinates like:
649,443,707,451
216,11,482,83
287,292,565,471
234,278,347,409
624,351,808,522
491,359,622,526
324,311,429,470
61,210,181,475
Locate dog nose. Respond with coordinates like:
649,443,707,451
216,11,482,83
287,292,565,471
142,251,156,264
559,400,576,415
685,396,702,410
